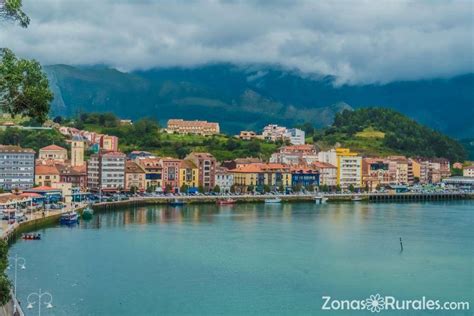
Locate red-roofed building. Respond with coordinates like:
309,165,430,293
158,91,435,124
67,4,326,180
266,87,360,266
39,144,68,162
311,162,337,187
35,164,60,187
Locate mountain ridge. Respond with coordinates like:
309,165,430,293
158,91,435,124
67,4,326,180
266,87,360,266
44,64,474,137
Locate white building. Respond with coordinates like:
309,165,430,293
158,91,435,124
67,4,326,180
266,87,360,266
463,166,474,177
285,128,305,145
337,155,362,189
318,149,337,166
87,151,126,192
215,167,234,193
0,145,35,190
261,125,305,145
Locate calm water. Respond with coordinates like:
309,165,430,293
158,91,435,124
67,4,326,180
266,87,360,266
8,201,474,316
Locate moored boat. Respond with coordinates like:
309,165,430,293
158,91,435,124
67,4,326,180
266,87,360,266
352,195,363,202
265,198,282,204
22,233,41,240
60,211,79,225
314,195,328,204
217,198,236,205
81,207,94,220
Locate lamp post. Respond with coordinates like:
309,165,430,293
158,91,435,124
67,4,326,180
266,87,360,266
27,289,53,316
7,254,26,313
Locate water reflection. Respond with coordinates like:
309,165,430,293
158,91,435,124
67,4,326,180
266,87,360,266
76,200,474,230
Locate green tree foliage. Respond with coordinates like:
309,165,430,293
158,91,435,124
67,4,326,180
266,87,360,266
328,108,467,162
213,185,221,193
0,0,30,27
0,49,53,123
0,128,67,151
0,239,11,306
72,112,277,161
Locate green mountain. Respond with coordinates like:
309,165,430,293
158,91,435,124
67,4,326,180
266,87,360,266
320,108,467,162
45,64,474,137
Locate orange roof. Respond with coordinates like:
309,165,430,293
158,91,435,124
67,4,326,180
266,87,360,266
35,165,60,175
26,186,58,191
231,163,290,173
312,162,336,169
20,193,43,198
40,144,66,151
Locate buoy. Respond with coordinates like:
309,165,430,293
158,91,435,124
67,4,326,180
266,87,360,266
399,237,403,252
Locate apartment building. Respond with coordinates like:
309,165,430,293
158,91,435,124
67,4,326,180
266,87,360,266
35,164,60,187
362,158,397,191
261,125,305,145
463,166,474,177
160,157,181,192
0,145,35,190
38,144,68,162
135,157,163,190
311,162,337,187
185,152,217,190
231,163,292,193
270,145,318,165
336,148,362,189
215,167,234,193
167,119,220,136
87,151,126,192
125,161,146,192
179,160,199,190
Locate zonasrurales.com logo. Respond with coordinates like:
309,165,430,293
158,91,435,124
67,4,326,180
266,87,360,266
321,294,470,313
365,294,385,313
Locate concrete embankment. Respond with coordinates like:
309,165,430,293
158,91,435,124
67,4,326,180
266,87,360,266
91,192,473,211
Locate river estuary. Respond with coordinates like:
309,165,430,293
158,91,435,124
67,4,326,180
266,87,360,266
8,201,473,315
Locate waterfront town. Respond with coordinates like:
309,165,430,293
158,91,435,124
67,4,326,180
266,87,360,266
0,118,473,211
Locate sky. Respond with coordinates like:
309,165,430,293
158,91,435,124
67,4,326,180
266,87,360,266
0,0,473,84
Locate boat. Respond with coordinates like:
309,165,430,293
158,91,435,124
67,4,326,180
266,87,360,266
22,233,41,240
217,198,236,205
265,198,282,204
352,195,363,202
60,211,79,225
169,199,185,207
314,195,328,204
81,207,94,220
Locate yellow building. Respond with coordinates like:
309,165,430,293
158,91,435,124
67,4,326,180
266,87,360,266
35,164,60,187
336,148,362,189
231,163,292,192
179,160,199,188
410,159,421,179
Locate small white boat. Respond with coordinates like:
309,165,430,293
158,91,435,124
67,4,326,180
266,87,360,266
352,195,363,202
265,198,282,204
314,195,328,204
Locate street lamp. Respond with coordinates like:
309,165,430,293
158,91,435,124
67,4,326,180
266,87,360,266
7,254,26,313
27,289,53,316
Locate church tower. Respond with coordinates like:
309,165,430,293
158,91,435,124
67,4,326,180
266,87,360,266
71,135,85,167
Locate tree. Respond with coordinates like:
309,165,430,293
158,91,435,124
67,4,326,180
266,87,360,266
0,48,53,123
164,184,173,194
348,184,355,192
198,185,204,193
146,185,156,193
230,184,237,193
306,184,314,192
293,184,302,192
278,184,284,193
0,0,30,27
53,116,63,124
247,185,254,193
263,184,271,193
335,185,341,193
213,185,221,193
0,239,11,305
319,184,329,192
180,184,189,193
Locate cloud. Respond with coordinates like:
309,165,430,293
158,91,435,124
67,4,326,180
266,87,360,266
0,0,472,84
